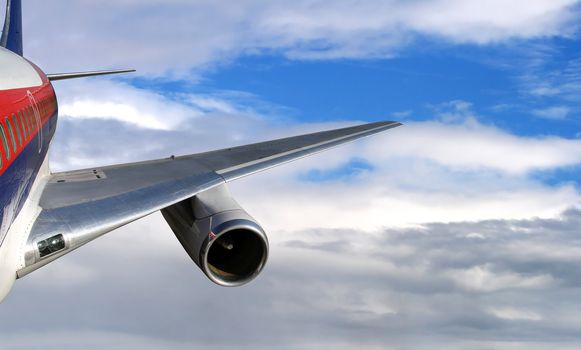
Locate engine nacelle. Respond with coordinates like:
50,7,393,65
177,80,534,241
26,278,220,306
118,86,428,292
161,185,268,287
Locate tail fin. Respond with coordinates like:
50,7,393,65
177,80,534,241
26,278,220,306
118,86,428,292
1,0,23,56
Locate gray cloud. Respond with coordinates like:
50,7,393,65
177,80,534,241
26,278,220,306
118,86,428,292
2,208,581,349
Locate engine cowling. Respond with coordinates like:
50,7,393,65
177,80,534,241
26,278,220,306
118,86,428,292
161,185,268,287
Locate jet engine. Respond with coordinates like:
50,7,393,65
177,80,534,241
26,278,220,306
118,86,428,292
161,185,268,286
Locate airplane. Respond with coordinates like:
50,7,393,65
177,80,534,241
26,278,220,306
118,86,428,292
0,0,401,302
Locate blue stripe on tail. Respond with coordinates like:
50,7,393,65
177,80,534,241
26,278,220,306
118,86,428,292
0,0,23,56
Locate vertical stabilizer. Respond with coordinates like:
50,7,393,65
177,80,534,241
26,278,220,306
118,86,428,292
0,0,22,56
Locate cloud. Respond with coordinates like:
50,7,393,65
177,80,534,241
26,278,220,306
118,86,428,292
3,207,581,349
532,106,571,119
391,110,413,118
514,49,581,121
20,0,581,74
524,57,581,101
446,264,554,292
370,118,581,174
399,0,580,44
489,307,543,321
55,80,246,130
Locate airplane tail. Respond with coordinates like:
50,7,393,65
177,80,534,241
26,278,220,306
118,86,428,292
0,0,22,56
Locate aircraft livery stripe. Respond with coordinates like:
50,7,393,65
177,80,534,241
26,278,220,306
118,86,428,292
0,82,56,177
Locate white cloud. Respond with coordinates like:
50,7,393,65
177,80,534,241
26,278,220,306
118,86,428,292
391,110,413,118
519,53,581,109
61,100,176,130
235,172,580,231
368,118,581,174
402,0,579,44
489,307,543,321
54,80,278,131
56,80,201,130
464,232,486,240
447,264,554,292
21,0,581,74
532,106,571,119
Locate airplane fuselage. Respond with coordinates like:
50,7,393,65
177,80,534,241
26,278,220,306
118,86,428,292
0,46,57,252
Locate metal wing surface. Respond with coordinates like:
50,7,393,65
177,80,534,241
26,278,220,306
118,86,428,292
21,121,401,275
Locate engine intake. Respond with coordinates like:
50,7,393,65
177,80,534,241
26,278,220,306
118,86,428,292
161,185,268,287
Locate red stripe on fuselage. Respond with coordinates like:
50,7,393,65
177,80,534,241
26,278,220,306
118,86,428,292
0,62,57,177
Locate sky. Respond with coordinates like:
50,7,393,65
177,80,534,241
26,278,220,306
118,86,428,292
2,0,581,349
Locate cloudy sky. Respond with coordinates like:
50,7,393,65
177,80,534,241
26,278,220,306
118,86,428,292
2,0,581,348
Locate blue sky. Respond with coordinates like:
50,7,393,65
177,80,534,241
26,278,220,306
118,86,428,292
130,42,576,129
2,1,581,349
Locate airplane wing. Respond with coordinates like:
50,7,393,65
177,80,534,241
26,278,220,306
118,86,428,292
19,121,401,277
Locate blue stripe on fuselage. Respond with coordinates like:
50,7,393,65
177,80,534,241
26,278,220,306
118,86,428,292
0,111,57,244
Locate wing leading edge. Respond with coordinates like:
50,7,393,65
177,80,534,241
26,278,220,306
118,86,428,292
19,121,401,276
186,120,401,181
